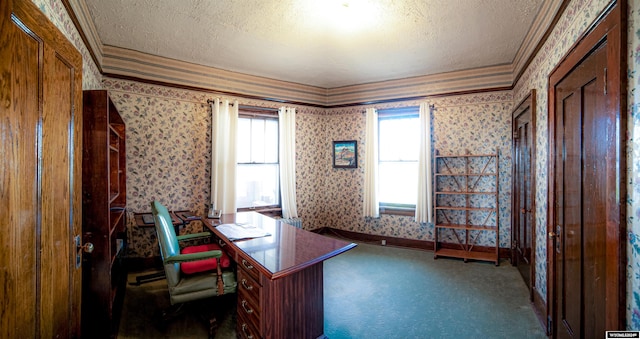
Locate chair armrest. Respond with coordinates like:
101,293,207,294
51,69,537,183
176,231,212,242
164,250,222,264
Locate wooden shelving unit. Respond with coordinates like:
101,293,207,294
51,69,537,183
433,150,499,265
82,90,127,338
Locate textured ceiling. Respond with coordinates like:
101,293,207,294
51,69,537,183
85,0,544,88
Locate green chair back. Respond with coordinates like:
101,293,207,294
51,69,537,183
151,200,181,287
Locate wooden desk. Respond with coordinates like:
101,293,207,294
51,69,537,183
203,212,356,339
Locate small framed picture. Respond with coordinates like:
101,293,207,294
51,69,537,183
333,140,357,168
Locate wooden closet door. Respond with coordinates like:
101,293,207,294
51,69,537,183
512,91,536,296
553,44,607,338
0,0,83,337
547,2,625,336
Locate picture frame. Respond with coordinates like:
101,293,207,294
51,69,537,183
333,140,357,168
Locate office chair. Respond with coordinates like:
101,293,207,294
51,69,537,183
150,200,236,338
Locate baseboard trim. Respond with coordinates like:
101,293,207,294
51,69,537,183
313,227,511,259
532,288,549,335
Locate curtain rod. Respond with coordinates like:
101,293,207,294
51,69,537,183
238,104,279,112
373,104,436,114
206,99,279,112
207,99,235,105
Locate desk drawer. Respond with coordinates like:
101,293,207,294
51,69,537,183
238,288,261,334
238,268,261,302
237,253,260,282
237,310,261,339
214,236,236,259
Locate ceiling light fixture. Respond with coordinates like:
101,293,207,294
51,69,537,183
306,0,380,34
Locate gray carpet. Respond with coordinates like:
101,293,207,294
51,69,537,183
119,241,546,338
324,242,546,338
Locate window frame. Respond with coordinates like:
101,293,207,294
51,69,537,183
377,106,421,215
236,107,282,212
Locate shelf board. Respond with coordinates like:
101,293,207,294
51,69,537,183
435,153,497,158
108,124,123,139
435,191,497,195
109,192,119,204
110,206,125,233
435,173,496,176
435,206,496,211
434,248,498,263
110,203,126,210
435,223,496,231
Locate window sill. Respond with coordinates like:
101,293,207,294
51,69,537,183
238,206,282,218
379,207,415,216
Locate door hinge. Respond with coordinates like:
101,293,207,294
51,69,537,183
604,67,607,95
547,315,553,333
75,235,82,269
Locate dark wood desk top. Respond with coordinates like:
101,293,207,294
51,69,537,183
174,210,201,223
134,211,182,227
203,212,356,280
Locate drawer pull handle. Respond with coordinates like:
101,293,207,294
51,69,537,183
241,300,253,314
242,259,254,270
241,323,254,339
241,278,253,290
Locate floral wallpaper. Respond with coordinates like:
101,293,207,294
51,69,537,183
317,93,513,249
101,77,513,261
103,78,326,258
108,91,212,257
38,0,640,330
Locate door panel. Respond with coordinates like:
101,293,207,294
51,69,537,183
581,58,607,338
40,49,76,338
1,0,83,337
515,113,532,273
553,43,607,339
511,91,536,296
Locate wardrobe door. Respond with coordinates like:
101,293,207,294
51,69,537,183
0,0,83,337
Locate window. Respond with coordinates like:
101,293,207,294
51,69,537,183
378,108,420,210
236,114,280,209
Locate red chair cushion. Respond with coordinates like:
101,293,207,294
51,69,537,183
180,243,231,275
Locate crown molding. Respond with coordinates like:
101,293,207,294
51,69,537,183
62,0,103,72
511,0,568,85
66,0,567,108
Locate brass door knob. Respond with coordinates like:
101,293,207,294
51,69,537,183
79,242,94,253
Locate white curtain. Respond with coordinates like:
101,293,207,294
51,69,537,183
415,102,433,223
211,98,238,214
363,107,379,218
279,106,298,219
